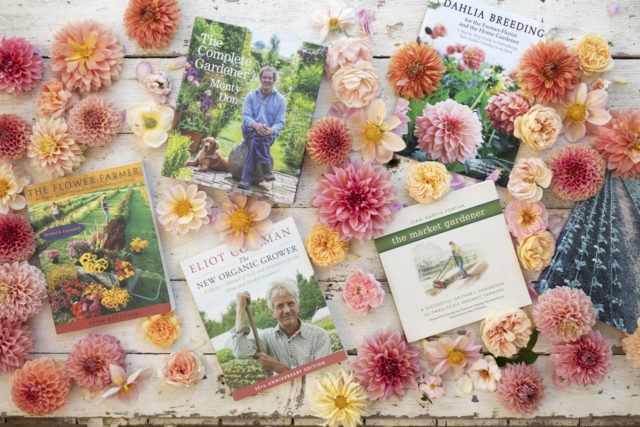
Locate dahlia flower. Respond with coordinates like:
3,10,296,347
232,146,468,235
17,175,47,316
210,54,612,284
0,37,43,96
304,223,349,267
0,114,31,160
387,41,445,101
622,318,640,368
310,369,368,427
532,286,596,342
549,144,606,201
592,109,640,180
352,329,422,400
306,117,353,165
468,356,501,392
415,99,483,164
158,350,205,387
347,98,406,163
327,101,359,121
101,364,152,405
0,261,47,322
10,358,72,416
28,118,84,177
504,199,549,240
574,33,614,78
496,363,545,416
0,214,36,264
0,318,33,375
417,374,446,402
156,183,212,235
124,0,181,49
461,45,486,71
144,71,172,103
481,308,533,358
422,331,482,379
213,193,273,251
141,311,182,349
507,158,552,202
331,60,380,109
555,83,611,142
312,160,397,241
66,333,127,392
485,92,530,135
51,20,124,93
0,163,30,214
342,270,384,315
515,39,581,104
325,37,373,78
551,331,612,386
126,99,174,147
309,0,357,41
513,104,562,152
429,23,447,39
36,77,75,118
68,96,122,147
517,230,555,272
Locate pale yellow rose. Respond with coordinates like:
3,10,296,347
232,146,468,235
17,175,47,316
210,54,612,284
481,308,532,358
305,223,349,267
575,33,614,78
517,230,555,271
331,60,380,109
406,161,451,203
513,105,562,152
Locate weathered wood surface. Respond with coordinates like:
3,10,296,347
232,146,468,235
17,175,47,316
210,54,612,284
1,0,640,424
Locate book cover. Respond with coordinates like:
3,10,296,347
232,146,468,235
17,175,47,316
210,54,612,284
180,217,347,400
397,0,546,186
374,181,531,342
536,173,640,334
24,162,173,334
162,17,327,204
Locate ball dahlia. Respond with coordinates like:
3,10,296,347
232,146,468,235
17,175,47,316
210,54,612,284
0,114,31,160
51,20,124,93
68,95,122,147
0,214,36,264
0,261,47,322
549,144,606,201
36,77,75,118
415,99,483,164
28,118,84,177
591,109,640,180
496,363,546,416
387,40,445,101
67,333,127,392
0,36,43,96
485,92,530,135
306,117,352,165
461,45,486,71
0,318,33,375
533,286,596,342
312,160,397,241
123,0,181,49
550,331,612,386
10,358,72,416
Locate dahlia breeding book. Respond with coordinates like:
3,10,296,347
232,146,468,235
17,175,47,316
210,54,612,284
374,181,531,342
24,162,173,334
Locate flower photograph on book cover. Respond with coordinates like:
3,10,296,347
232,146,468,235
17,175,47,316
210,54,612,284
162,18,327,204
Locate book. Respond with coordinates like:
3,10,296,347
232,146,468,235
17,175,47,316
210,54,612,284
24,162,173,334
374,181,531,342
536,173,640,334
180,217,347,400
162,17,327,204
397,0,546,186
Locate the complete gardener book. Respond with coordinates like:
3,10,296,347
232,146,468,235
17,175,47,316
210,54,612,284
162,17,326,204
374,181,531,342
24,162,173,334
180,217,347,400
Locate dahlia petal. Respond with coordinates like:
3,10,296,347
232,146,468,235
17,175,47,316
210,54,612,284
248,200,271,221
574,83,588,104
142,128,168,147
230,193,247,209
117,386,138,405
361,141,376,162
375,144,394,163
587,108,612,126
381,115,401,131
367,99,387,123
380,132,405,152
110,364,126,385
564,122,586,142
229,232,245,252
244,228,261,250
585,89,608,109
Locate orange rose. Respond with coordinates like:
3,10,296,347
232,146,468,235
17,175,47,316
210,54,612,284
158,350,204,387
142,312,181,348
517,231,555,271
305,223,349,267
574,33,613,78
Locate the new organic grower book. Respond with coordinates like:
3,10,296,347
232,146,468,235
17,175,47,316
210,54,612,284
162,17,326,204
24,162,173,334
374,181,531,342
181,217,347,400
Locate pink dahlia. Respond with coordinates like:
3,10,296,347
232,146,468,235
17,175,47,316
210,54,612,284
10,358,72,416
306,117,353,165
0,318,33,375
533,286,596,342
592,109,640,180
549,144,606,201
36,77,75,118
0,37,43,96
550,331,612,386
485,92,531,135
67,333,127,392
555,82,611,142
28,118,84,177
68,96,122,147
352,328,422,400
342,270,385,315
0,214,36,264
312,160,397,241
50,20,124,93
0,114,31,160
415,99,483,164
504,199,549,240
496,363,546,416
461,45,486,71
0,261,47,322
422,331,482,379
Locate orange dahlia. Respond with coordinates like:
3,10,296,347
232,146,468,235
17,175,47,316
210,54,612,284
50,20,124,93
592,109,640,180
387,41,445,101
516,39,581,104
124,0,181,50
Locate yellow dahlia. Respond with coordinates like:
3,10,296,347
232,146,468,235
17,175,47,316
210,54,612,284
0,163,30,214
156,183,213,235
310,369,367,427
27,118,84,177
213,193,273,251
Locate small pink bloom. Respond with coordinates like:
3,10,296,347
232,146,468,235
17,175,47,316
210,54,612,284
430,23,447,39
101,364,152,405
607,3,619,15
213,194,273,251
496,363,545,416
555,82,611,142
461,45,486,70
158,350,205,387
358,9,376,38
505,200,549,239
391,98,411,137
342,270,384,315
422,331,483,379
417,374,446,401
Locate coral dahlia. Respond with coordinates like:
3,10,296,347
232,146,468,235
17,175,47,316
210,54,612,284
124,0,181,49
306,117,352,165
0,261,47,322
0,318,33,375
592,109,640,180
415,99,483,164
0,214,36,264
10,358,72,416
0,37,43,96
68,96,122,147
67,333,127,392
485,92,530,135
28,118,84,177
312,160,397,241
387,41,445,100
51,20,124,93
461,45,486,71
36,77,75,118
549,144,606,201
516,39,581,104
496,363,546,416
550,331,612,386
0,114,31,160
533,286,596,342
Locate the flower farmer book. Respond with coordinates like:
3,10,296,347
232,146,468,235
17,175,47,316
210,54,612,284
162,17,326,204
397,0,545,186
24,162,173,334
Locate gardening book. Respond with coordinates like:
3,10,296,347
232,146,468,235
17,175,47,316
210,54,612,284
24,162,173,334
180,217,347,400
162,17,327,204
398,0,546,186
374,181,531,342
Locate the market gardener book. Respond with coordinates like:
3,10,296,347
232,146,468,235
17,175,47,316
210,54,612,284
162,17,326,205
24,162,173,334
374,181,531,342
181,217,347,400
397,0,546,186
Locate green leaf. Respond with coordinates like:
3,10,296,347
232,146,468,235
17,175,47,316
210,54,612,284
525,330,539,352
